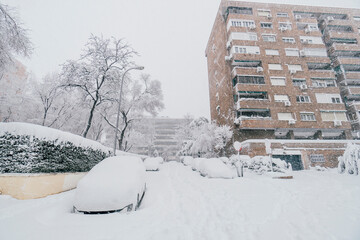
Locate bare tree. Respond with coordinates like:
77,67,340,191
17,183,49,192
0,3,32,74
102,74,164,151
61,35,136,138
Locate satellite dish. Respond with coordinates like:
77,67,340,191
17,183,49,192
233,141,242,151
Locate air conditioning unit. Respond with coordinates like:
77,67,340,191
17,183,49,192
295,15,302,20
290,69,297,75
226,41,231,49
256,67,264,72
334,120,342,126
299,50,306,57
267,14,272,19
289,119,296,125
300,84,308,90
327,16,335,22
249,25,256,30
284,101,291,106
225,54,233,61
279,26,287,32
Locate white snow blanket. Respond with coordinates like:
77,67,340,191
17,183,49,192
198,158,236,179
182,156,194,166
1,162,360,239
74,156,146,212
191,158,206,171
144,157,163,171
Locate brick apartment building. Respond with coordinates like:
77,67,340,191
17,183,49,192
205,1,360,168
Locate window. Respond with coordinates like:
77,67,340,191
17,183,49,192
311,78,336,87
307,63,331,70
285,48,299,56
237,109,271,118
300,113,316,121
228,19,255,30
238,91,268,100
232,46,260,54
263,34,276,42
261,22,273,28
330,38,357,44
277,12,288,18
300,36,324,44
354,16,360,21
270,77,286,86
258,9,271,17
315,93,342,103
302,48,327,57
292,78,306,86
235,47,247,53
278,113,294,120
320,111,347,121
229,32,258,41
282,37,295,44
296,95,311,103
233,75,265,86
331,97,341,103
274,95,289,102
310,154,325,163
268,64,282,70
279,22,292,30
288,64,302,71
265,49,279,55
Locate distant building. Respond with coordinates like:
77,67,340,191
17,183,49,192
131,117,191,161
205,0,360,141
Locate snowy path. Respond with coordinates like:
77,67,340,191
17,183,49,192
1,162,360,240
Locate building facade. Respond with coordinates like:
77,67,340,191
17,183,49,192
130,117,191,161
206,0,360,142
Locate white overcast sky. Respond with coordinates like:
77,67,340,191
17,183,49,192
3,0,360,119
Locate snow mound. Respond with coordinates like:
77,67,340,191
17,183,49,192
198,158,236,179
183,156,194,166
74,156,146,213
338,143,360,175
144,157,163,171
0,122,109,152
191,158,206,171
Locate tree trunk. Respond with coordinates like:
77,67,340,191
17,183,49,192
118,111,129,151
83,97,98,138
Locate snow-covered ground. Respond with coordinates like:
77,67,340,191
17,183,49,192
1,162,360,240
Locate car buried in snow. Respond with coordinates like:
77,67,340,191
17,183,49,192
73,156,146,214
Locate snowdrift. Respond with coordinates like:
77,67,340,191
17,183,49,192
144,157,164,171
198,158,236,179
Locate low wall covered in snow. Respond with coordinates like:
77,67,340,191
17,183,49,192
0,172,86,200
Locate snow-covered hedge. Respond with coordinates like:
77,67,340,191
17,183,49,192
338,143,360,175
0,122,111,173
182,156,194,166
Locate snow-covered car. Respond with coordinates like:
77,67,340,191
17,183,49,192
144,157,163,171
73,156,146,214
198,158,237,179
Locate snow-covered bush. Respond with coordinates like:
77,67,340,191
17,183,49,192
197,158,236,179
144,157,163,171
183,156,194,166
338,143,360,175
191,158,206,171
74,156,146,213
0,122,111,173
229,154,290,174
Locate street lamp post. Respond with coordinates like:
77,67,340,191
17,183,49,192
113,66,144,156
